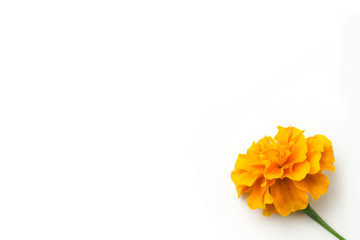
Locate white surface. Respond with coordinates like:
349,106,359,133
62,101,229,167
1,1,360,239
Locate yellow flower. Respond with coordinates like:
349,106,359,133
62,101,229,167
231,126,335,216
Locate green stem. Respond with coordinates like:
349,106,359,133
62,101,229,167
302,204,345,240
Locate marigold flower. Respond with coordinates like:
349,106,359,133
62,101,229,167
231,126,335,217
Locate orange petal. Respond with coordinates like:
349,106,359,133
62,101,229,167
234,154,265,173
247,136,275,155
315,135,335,172
307,136,324,152
307,151,321,174
263,204,279,217
274,126,304,145
247,178,274,210
246,141,260,155
293,172,330,201
274,126,291,145
282,160,310,181
263,147,289,167
271,178,309,216
236,185,252,197
264,161,283,179
288,127,305,143
262,181,274,205
306,137,323,174
262,148,279,162
285,134,307,167
231,169,259,187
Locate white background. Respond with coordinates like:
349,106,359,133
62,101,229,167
1,1,360,239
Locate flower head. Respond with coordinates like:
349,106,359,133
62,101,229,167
231,126,335,216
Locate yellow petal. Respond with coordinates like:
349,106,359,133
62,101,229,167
231,169,259,187
293,172,330,201
246,141,260,155
247,137,275,155
257,136,275,151
271,178,309,216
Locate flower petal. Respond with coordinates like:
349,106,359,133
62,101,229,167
293,172,330,201
234,154,264,173
315,135,335,172
236,185,252,197
285,134,307,167
247,178,274,210
274,126,304,145
307,151,321,174
247,184,264,210
288,127,305,143
264,161,284,179
307,136,324,152
306,137,323,174
283,160,310,181
263,204,279,217
274,126,290,145
263,181,274,205
231,169,259,187
271,178,309,216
